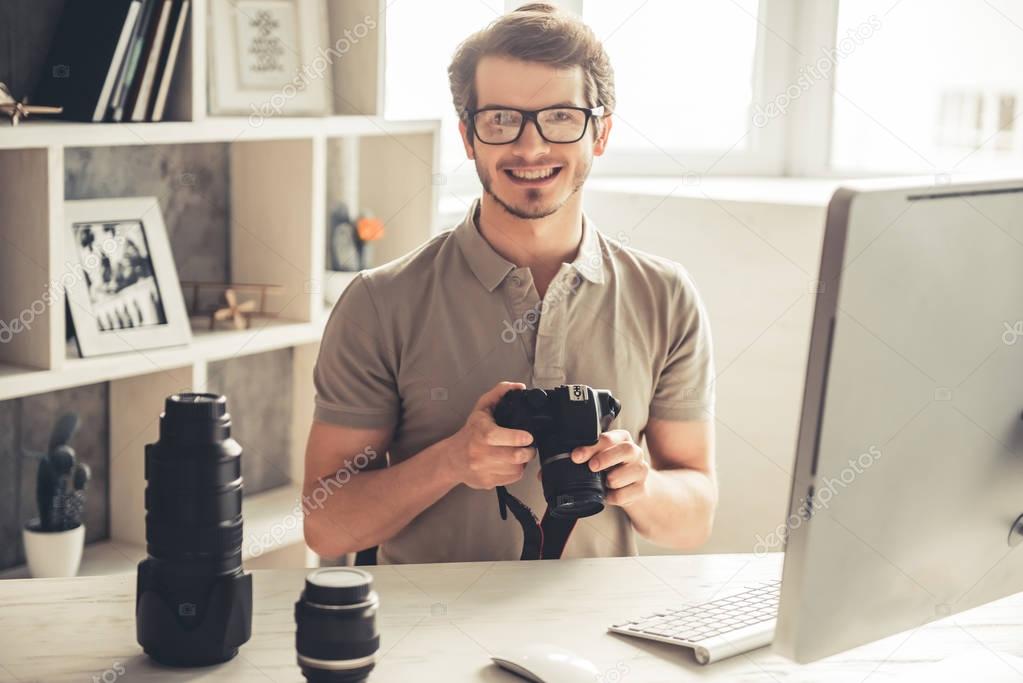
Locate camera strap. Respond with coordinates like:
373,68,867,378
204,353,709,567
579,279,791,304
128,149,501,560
496,486,577,560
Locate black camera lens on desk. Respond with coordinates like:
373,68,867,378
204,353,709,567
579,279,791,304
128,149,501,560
296,568,381,682
136,393,253,666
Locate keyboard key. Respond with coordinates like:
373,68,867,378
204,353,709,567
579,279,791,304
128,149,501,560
632,618,665,629
643,626,677,637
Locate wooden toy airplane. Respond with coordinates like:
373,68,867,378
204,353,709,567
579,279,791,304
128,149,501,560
0,82,63,126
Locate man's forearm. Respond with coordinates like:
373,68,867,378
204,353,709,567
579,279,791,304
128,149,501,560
622,468,717,550
304,437,460,557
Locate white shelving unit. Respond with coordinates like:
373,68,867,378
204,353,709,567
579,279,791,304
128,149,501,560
0,0,440,572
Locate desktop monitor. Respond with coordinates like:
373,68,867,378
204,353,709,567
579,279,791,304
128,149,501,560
773,176,1023,663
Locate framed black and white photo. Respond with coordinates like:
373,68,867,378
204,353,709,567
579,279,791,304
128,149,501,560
64,197,191,357
208,0,330,117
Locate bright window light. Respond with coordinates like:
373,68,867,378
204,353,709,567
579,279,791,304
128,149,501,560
583,0,759,154
831,0,1023,173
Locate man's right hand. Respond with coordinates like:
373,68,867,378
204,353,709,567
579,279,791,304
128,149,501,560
441,381,537,490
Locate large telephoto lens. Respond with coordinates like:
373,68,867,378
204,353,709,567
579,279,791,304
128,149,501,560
136,393,253,666
296,568,381,682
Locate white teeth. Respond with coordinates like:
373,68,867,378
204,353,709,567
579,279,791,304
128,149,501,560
509,167,557,180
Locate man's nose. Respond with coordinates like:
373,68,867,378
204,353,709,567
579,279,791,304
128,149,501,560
512,117,550,157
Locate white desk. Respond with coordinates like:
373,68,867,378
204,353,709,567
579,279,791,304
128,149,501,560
1,553,1022,682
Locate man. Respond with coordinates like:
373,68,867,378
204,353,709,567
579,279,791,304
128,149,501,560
304,3,717,564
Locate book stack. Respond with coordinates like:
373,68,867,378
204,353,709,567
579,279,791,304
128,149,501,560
34,0,191,123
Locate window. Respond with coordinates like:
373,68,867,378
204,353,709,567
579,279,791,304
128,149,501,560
385,1,498,191
385,0,1021,182
830,0,1023,174
582,0,761,164
387,0,779,186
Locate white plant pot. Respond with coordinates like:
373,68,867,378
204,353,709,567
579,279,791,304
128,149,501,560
22,523,85,578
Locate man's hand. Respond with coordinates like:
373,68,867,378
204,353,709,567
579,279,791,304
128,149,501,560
442,381,537,490
570,429,650,507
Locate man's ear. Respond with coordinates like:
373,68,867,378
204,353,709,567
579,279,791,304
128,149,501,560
592,114,612,157
459,119,475,159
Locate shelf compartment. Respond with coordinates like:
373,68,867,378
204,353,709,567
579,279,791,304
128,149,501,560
231,138,325,323
357,132,440,265
0,147,64,372
108,351,314,548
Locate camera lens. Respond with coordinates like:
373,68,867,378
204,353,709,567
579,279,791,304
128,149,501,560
542,458,605,518
136,393,252,666
296,568,381,682
144,393,243,571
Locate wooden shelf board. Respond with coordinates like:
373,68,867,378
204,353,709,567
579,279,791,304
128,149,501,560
0,317,324,401
0,116,440,150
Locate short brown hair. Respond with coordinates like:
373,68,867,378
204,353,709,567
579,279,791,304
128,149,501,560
448,3,615,125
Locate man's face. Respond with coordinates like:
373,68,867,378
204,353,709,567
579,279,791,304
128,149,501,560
460,56,611,220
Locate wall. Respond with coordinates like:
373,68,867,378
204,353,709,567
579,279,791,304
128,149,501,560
207,348,295,496
583,188,828,555
65,144,231,285
0,0,65,103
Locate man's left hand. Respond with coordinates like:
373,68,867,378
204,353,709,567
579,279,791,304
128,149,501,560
570,429,650,507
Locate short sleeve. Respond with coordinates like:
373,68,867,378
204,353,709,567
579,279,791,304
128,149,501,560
313,272,400,430
648,266,716,422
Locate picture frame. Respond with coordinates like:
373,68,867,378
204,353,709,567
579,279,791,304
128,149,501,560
64,197,192,358
207,0,330,117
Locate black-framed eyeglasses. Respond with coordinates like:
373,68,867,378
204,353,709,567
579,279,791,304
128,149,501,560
467,105,606,145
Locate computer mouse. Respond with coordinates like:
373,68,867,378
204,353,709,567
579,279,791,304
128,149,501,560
491,642,601,683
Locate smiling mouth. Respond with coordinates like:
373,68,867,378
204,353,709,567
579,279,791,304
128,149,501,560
503,166,563,184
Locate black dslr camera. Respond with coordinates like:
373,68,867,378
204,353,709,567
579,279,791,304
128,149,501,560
494,384,622,519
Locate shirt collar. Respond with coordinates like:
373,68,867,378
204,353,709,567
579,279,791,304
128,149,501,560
454,198,606,292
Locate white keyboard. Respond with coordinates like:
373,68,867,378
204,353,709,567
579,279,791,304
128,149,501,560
608,581,780,665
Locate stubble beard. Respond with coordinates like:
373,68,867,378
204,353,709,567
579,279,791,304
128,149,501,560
477,155,591,220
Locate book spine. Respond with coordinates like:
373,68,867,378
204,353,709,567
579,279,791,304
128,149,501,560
151,0,190,121
92,1,144,122
112,0,155,121
107,0,151,121
130,0,173,121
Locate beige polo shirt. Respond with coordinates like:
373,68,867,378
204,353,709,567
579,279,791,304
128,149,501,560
313,197,715,564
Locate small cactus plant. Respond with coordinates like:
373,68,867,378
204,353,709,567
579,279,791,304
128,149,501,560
26,413,91,532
